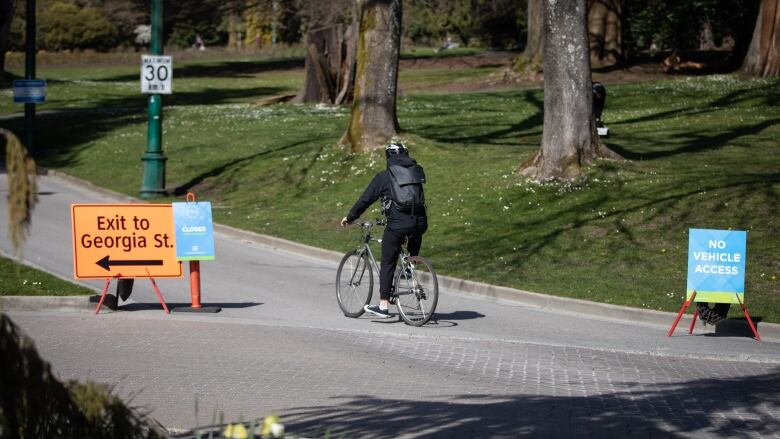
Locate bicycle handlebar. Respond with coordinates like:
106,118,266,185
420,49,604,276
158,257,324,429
349,218,386,227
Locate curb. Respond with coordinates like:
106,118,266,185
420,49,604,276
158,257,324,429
0,295,92,312
32,171,780,341
45,168,137,202
210,222,780,342
214,222,346,265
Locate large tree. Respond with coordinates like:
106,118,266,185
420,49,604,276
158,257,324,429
295,0,357,104
340,0,402,152
520,0,619,181
741,0,780,76
588,0,622,65
523,0,543,60
0,0,14,74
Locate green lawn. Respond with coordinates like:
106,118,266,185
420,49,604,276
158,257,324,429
1,56,778,321
0,255,94,296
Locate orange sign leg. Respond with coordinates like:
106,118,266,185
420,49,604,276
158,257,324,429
189,261,202,308
688,307,699,334
171,260,220,313
668,291,696,336
148,276,170,314
736,294,761,341
94,278,113,314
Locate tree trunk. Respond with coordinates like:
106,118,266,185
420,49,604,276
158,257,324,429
0,0,15,74
519,0,619,181
587,0,622,65
699,17,716,51
523,0,543,61
295,0,358,104
509,0,543,78
340,0,401,152
741,0,780,76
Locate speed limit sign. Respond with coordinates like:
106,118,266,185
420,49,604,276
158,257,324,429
141,55,173,94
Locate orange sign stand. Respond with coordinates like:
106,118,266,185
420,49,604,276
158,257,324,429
667,291,761,341
72,204,181,314
94,272,170,314
170,193,221,314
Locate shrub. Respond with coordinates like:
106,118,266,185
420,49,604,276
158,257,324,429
39,2,118,51
0,313,165,438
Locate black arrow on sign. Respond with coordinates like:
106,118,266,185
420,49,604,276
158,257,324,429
96,255,164,271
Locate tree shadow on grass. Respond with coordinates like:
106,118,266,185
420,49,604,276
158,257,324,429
2,107,146,168
605,80,779,132
606,118,780,161
408,79,778,156
0,71,23,88
281,370,780,438
1,84,292,170
95,58,306,82
171,138,324,196
432,171,779,276
408,89,543,148
29,85,288,114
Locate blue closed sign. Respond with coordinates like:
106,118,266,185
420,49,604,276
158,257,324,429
13,80,46,103
686,228,746,304
172,201,215,261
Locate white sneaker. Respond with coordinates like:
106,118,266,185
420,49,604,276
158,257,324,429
364,304,391,318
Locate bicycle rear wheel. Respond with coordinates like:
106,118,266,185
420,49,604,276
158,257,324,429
394,256,438,326
336,250,373,317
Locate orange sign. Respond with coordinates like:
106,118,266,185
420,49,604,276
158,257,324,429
71,204,182,279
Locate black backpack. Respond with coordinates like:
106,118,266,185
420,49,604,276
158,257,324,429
387,164,426,215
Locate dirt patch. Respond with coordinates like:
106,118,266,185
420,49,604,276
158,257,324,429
400,51,710,95
400,51,517,70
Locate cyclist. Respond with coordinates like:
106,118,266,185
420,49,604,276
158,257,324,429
340,141,428,318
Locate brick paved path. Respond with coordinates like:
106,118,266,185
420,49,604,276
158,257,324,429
2,174,779,438
8,311,779,438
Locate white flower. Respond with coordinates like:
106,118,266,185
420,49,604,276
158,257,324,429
270,423,285,438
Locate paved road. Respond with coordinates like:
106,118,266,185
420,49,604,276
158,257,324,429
1,174,779,438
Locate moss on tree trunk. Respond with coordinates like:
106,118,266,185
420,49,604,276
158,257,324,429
340,0,401,152
519,0,620,181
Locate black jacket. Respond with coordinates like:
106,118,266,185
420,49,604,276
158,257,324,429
346,155,428,230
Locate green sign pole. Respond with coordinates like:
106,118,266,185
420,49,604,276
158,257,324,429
140,0,167,198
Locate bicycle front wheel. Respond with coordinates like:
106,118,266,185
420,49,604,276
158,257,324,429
336,250,373,318
394,256,438,326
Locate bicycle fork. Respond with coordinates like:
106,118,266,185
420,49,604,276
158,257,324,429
349,249,370,287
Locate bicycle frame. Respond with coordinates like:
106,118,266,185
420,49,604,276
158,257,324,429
339,218,438,326
353,220,411,294
355,222,382,283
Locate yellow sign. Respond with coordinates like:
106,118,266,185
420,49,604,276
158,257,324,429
71,204,182,279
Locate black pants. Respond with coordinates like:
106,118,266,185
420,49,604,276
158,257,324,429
380,225,427,300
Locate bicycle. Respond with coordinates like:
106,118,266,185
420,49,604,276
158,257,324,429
336,219,438,326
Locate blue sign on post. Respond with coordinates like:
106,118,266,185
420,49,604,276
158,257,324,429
12,79,46,103
686,228,746,304
172,201,215,261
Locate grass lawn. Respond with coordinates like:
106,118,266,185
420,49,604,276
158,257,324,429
0,255,94,296
1,55,778,322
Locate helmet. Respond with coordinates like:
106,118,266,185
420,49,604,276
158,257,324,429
385,141,408,157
